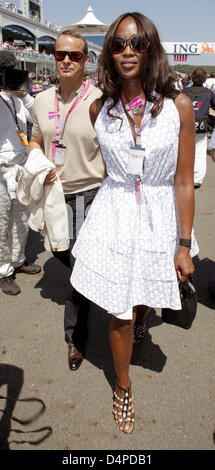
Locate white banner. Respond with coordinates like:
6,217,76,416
162,42,215,55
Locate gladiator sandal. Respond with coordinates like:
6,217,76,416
133,318,148,344
113,381,135,434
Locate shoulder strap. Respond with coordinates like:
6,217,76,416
0,94,19,128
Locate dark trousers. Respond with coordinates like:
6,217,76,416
53,187,99,353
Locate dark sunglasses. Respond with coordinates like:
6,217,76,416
112,34,150,54
54,50,85,62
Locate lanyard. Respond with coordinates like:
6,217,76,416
0,94,20,129
121,94,163,204
121,94,164,144
50,81,90,145
121,94,147,146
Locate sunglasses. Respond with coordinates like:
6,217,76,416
54,50,85,62
112,34,150,54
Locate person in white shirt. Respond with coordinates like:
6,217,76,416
204,73,215,92
0,50,41,296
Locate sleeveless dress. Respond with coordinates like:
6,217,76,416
71,97,198,319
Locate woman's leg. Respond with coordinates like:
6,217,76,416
109,315,135,433
109,316,134,387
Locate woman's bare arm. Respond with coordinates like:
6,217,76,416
174,92,195,281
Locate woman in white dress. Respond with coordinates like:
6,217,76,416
71,12,197,433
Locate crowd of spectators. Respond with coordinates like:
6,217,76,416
0,40,100,66
0,40,55,61
174,70,215,93
28,73,59,97
28,73,99,98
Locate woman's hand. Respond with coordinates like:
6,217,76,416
44,169,57,185
174,246,194,282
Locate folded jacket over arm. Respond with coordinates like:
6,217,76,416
17,148,69,251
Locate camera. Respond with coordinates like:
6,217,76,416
0,50,29,92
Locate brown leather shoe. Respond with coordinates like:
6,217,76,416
68,345,84,371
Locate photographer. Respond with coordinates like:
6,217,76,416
0,50,41,296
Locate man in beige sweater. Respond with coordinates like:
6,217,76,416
29,31,105,370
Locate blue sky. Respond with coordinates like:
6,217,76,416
12,0,214,41
11,1,215,65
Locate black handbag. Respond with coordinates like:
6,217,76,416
162,278,197,329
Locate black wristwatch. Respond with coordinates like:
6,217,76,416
179,237,191,248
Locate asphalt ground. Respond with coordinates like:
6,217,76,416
0,146,215,459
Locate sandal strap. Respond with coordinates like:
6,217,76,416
133,319,147,343
113,408,134,417
113,402,133,412
115,417,135,424
113,391,133,403
134,321,147,334
135,324,146,332
115,380,132,393
114,413,135,423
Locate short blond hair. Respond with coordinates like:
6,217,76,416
55,30,88,56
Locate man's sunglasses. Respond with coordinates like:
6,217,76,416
112,34,150,54
54,50,85,62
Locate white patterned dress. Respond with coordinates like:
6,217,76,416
71,97,198,319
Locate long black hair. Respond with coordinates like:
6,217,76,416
98,12,178,118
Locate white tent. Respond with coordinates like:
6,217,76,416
74,5,107,26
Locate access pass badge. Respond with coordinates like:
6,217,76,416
52,143,66,165
17,130,28,146
127,146,145,175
